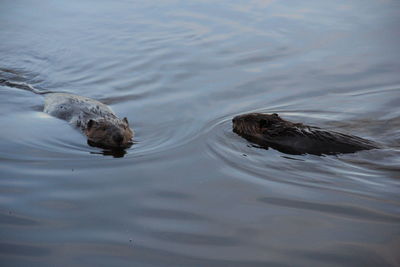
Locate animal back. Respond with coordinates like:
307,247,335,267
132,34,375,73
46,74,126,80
44,93,116,124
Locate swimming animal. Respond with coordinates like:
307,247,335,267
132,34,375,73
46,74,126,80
1,79,133,149
232,113,379,155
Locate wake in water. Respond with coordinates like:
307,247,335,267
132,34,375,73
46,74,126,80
0,78,51,94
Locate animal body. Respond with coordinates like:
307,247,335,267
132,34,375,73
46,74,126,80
232,113,379,155
1,79,133,149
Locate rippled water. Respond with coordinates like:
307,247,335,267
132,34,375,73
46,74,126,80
1,0,400,266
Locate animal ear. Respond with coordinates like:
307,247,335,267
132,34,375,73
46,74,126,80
123,117,129,124
87,119,96,129
272,113,279,117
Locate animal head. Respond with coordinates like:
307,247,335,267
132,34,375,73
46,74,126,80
232,113,285,137
85,117,133,149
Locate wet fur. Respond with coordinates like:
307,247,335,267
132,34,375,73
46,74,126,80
44,93,133,149
232,113,379,155
1,79,133,149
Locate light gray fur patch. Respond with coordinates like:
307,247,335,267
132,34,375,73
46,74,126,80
43,93,119,130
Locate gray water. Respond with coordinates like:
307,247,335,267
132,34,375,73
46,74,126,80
1,1,400,266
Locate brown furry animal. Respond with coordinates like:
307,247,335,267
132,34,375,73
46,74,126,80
1,79,133,149
232,113,379,155
85,117,133,148
44,93,134,149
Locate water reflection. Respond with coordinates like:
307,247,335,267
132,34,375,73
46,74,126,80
89,147,128,158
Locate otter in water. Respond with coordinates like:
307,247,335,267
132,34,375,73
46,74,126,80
232,113,379,155
1,79,133,149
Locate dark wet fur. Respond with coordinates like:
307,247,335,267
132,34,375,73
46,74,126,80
232,113,380,155
85,118,133,149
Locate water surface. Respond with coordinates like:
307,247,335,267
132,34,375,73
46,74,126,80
1,0,400,266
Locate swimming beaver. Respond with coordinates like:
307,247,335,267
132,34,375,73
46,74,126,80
232,113,379,155
1,79,133,149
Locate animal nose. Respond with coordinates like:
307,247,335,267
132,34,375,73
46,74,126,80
113,134,123,144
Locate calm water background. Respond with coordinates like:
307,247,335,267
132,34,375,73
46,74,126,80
1,0,400,266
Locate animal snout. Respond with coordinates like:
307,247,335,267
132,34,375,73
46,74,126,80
113,134,124,144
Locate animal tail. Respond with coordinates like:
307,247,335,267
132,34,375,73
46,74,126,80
0,79,53,94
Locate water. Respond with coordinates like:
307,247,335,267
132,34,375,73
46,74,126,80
1,0,400,266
